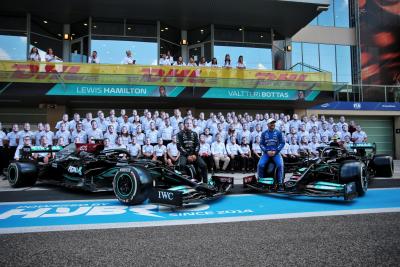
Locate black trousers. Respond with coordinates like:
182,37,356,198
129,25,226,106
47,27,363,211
0,147,7,170
178,156,208,183
201,155,213,171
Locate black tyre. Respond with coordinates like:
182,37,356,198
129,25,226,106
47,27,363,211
372,155,394,177
113,166,153,205
7,162,38,188
340,161,368,197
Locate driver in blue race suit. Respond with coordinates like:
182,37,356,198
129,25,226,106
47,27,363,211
257,118,285,191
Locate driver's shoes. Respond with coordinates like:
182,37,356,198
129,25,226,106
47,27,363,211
277,184,285,192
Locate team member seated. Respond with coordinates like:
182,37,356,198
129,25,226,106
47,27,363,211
240,137,252,172
142,137,154,160
176,118,208,183
257,118,285,191
14,136,33,161
252,135,262,170
226,136,242,172
166,135,180,167
199,134,213,172
127,136,141,159
33,136,54,164
153,137,167,163
211,133,230,172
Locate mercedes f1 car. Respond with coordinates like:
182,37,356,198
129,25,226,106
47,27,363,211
7,142,234,207
243,143,393,201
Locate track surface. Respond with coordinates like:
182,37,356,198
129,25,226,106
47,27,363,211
0,165,399,266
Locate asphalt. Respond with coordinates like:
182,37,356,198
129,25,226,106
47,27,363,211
0,213,399,266
0,163,399,266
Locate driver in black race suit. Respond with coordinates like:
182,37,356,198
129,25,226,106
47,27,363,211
177,118,208,183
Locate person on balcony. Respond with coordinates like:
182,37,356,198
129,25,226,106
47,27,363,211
88,51,100,64
122,50,135,64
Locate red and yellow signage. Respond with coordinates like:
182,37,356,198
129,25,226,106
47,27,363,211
0,61,333,90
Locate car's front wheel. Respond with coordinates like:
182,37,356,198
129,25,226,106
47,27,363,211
113,166,153,205
340,161,368,197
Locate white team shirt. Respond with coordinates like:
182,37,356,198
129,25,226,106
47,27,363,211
211,142,227,155
161,126,173,141
6,132,19,146
142,145,154,155
167,143,179,157
122,56,135,64
88,56,100,64
0,130,6,146
55,130,71,144
352,131,367,143
199,143,211,156
226,143,242,155
127,143,141,157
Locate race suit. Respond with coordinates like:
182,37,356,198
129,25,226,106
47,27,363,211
257,129,285,184
177,129,208,183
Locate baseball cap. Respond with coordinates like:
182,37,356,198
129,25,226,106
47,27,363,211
267,118,276,124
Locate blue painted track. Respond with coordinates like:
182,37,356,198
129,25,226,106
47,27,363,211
1,189,400,231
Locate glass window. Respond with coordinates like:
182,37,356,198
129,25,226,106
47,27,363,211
31,16,63,38
126,22,157,38
302,43,319,69
319,44,337,82
214,26,243,42
309,17,318,26
0,35,27,60
334,0,350,27
30,33,63,61
188,26,211,45
291,42,303,70
0,15,26,31
244,29,271,44
318,5,335,27
71,20,89,39
214,44,272,69
336,45,352,83
91,39,157,65
92,19,124,36
160,24,180,45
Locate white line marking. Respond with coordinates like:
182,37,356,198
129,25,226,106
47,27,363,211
1,187,400,205
374,178,400,180
1,208,400,234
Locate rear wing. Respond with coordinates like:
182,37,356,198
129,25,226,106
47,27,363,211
22,145,64,154
348,142,376,152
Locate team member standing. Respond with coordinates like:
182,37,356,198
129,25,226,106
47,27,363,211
88,51,100,64
0,122,7,172
176,118,208,183
236,55,246,69
122,50,135,64
257,118,285,191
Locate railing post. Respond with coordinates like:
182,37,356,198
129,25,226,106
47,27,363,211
384,86,387,102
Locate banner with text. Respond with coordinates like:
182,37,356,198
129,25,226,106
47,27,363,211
0,61,333,91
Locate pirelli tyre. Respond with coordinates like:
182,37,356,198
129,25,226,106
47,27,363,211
113,166,153,205
7,162,38,187
372,155,394,177
340,161,368,197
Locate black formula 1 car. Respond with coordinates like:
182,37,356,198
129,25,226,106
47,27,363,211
243,143,393,201
7,142,233,207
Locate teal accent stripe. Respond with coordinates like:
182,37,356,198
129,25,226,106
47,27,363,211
305,90,320,101
168,87,185,97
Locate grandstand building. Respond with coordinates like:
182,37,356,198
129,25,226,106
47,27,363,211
0,0,399,158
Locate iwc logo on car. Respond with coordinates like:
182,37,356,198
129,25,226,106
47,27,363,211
353,103,361,109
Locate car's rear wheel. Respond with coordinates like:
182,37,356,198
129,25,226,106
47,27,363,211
340,161,368,197
113,166,153,205
372,155,394,177
7,162,38,188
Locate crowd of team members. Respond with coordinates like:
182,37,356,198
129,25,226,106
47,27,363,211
0,109,368,173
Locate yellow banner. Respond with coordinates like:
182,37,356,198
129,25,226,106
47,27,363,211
0,61,333,90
